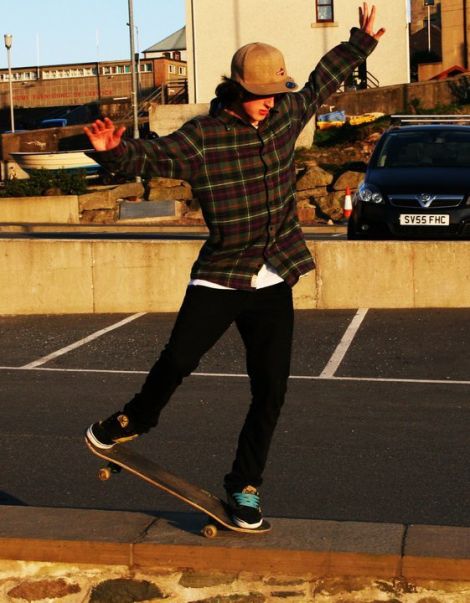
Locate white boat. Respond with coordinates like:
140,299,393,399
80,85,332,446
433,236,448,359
9,150,100,176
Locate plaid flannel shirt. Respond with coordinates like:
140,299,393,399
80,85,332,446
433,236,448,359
89,28,377,290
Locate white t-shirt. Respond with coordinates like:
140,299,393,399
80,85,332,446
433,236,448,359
190,262,283,290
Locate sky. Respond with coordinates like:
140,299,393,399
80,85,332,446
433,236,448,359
0,0,185,69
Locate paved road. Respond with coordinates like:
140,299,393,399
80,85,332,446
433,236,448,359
1,309,468,526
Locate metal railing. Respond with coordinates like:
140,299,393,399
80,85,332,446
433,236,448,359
391,114,470,125
341,67,379,91
121,78,188,122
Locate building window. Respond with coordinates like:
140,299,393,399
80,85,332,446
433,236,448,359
316,0,334,22
169,64,177,74
178,66,186,76
45,70,61,79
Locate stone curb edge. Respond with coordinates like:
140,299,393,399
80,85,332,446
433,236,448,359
0,506,468,581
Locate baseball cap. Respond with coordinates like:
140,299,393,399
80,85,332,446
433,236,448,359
230,42,298,96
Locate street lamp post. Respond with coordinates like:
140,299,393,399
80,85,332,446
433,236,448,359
4,33,15,132
424,0,435,53
127,0,139,141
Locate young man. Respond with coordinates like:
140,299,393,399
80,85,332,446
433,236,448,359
84,4,384,530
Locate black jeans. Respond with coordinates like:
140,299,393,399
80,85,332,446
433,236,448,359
124,281,294,491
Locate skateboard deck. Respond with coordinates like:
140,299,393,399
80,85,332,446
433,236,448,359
85,439,271,538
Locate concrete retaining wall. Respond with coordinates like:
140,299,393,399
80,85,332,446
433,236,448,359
1,238,469,314
327,73,467,117
0,195,80,224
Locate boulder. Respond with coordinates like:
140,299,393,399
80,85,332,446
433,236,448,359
296,187,329,201
145,177,193,201
311,191,344,222
333,170,364,191
296,165,333,190
79,183,144,211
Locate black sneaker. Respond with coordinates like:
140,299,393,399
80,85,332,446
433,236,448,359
227,485,263,529
86,412,141,449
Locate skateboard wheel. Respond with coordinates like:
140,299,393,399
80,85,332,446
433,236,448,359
202,524,218,539
98,467,112,481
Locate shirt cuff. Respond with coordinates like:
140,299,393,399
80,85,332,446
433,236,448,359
85,141,127,161
348,27,378,57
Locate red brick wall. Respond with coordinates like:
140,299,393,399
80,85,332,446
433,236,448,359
0,58,185,110
0,72,156,109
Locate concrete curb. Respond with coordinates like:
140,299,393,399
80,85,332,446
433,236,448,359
0,506,468,581
0,223,345,235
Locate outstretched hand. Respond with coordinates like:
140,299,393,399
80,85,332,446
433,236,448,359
84,117,125,152
359,2,385,41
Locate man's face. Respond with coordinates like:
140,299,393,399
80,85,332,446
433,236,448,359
240,94,276,126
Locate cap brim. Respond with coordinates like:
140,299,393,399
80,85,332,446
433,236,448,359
239,76,298,96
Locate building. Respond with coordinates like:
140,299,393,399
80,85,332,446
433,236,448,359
0,59,156,111
410,0,470,81
185,0,410,104
143,26,188,91
0,30,188,115
143,26,188,63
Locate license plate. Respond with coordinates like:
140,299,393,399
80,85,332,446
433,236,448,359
399,214,450,226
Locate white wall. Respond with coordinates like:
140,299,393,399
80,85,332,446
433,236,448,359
185,0,409,104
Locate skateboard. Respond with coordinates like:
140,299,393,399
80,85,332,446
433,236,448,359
85,439,271,538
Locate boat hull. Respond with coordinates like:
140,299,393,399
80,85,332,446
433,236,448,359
9,150,100,176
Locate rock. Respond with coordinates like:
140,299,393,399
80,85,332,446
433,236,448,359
179,571,238,588
296,204,316,223
80,209,117,224
311,191,344,222
8,579,81,600
333,170,364,191
296,165,333,190
296,187,328,201
110,182,145,200
145,177,193,201
147,177,192,189
89,578,166,602
296,158,319,168
79,183,145,211
146,185,193,202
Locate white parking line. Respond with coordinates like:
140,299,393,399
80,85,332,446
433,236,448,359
1,365,470,386
319,308,368,378
21,313,147,369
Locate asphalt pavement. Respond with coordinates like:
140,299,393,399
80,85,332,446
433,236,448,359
1,309,468,527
